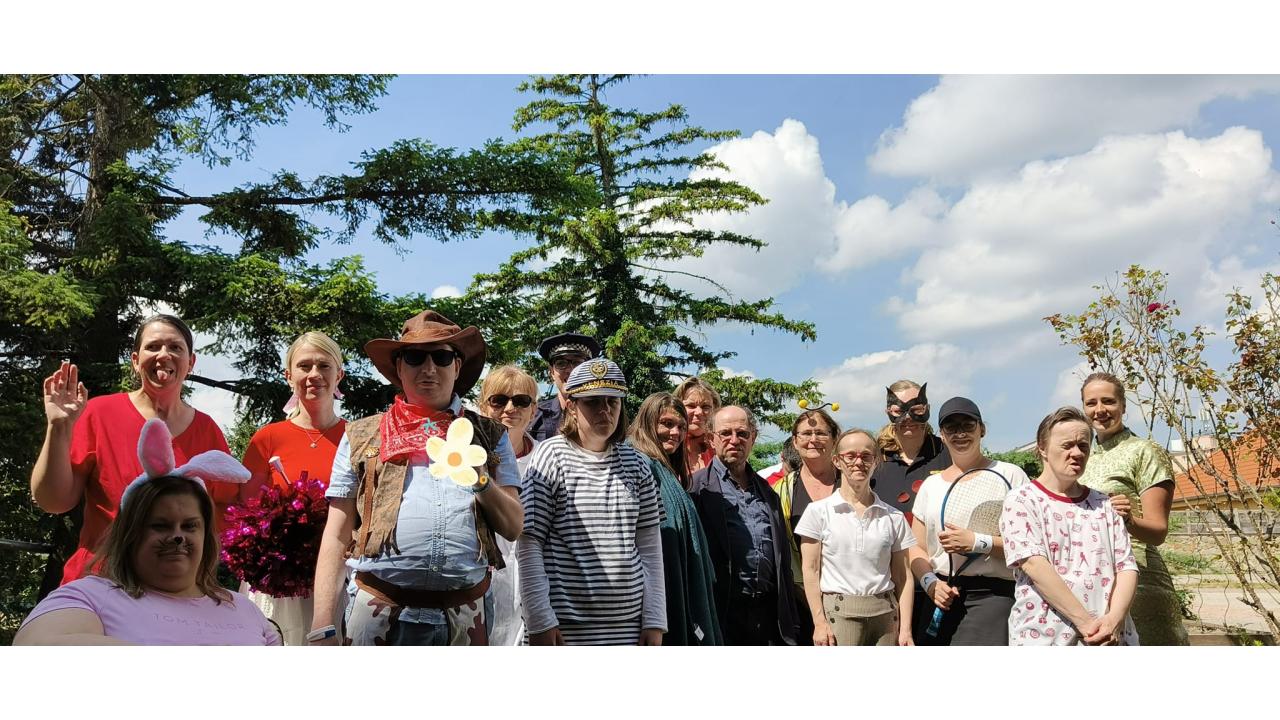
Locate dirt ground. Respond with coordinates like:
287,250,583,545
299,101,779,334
1164,533,1280,640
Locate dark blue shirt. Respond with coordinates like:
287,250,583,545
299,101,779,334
710,458,775,596
529,396,564,442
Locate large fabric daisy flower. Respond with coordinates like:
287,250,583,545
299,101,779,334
425,417,488,486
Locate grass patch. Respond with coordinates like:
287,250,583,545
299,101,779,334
1164,548,1216,574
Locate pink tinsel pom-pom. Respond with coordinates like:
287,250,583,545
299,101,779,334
221,470,326,598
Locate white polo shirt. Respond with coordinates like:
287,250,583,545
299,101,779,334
794,491,916,596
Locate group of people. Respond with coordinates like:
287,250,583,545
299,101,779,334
15,307,1188,647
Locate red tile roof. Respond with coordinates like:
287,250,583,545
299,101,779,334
1173,433,1280,504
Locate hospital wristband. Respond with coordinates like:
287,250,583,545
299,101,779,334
306,625,337,643
972,533,993,555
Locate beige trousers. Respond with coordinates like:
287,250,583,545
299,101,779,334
823,591,898,646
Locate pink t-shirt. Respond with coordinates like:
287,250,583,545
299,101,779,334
1000,481,1139,646
22,576,281,645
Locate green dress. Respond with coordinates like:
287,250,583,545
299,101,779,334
1080,428,1189,645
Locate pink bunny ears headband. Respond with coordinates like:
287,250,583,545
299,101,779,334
119,418,250,510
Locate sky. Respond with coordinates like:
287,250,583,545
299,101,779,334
153,74,1280,451
6,1,1280,700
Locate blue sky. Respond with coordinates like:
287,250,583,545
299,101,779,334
166,75,1280,452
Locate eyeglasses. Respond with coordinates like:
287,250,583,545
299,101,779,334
795,430,832,440
398,348,460,368
486,394,533,409
552,357,586,373
941,419,979,435
715,429,752,441
836,451,877,465
579,396,621,410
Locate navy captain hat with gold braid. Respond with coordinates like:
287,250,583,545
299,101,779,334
564,358,628,399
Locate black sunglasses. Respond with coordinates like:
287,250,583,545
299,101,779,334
486,394,534,409
398,348,460,368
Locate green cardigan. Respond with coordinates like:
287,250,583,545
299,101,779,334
651,458,724,645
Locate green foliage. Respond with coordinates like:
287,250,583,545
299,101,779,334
988,448,1042,477
1046,262,1280,640
0,73,577,620
1163,549,1216,575
472,74,817,419
1175,588,1197,621
749,440,784,473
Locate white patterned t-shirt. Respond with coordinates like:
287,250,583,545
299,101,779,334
1000,480,1140,646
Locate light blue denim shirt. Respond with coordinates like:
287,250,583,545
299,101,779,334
327,396,520,624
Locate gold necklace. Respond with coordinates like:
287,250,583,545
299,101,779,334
295,418,338,448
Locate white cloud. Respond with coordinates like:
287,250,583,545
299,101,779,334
826,186,948,271
665,119,841,297
869,75,1280,183
1048,361,1092,411
187,329,244,434
869,127,1280,344
718,365,756,379
430,284,462,299
812,342,975,431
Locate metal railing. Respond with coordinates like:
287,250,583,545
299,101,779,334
0,538,63,603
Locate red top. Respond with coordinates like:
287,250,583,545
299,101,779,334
65,393,230,585
241,419,347,491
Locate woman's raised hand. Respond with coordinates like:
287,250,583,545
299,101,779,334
43,361,88,427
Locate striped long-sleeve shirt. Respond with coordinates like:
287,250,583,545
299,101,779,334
517,436,667,634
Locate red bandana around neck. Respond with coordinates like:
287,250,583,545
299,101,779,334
379,395,454,463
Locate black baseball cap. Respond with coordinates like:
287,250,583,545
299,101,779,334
938,396,982,425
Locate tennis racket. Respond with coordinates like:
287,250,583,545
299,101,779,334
925,466,1011,638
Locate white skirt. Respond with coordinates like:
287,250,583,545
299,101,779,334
240,583,314,646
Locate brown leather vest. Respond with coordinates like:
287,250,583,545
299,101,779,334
345,408,506,570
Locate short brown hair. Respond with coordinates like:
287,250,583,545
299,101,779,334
1035,406,1094,451
94,475,231,603
792,409,840,439
562,398,629,448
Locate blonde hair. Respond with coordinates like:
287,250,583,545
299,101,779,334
879,378,936,452
675,376,722,409
479,365,539,409
284,331,344,418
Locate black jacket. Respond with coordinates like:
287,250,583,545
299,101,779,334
689,457,799,645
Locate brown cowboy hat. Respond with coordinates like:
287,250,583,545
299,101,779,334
364,310,487,396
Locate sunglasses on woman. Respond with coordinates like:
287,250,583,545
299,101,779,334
397,348,460,368
486,394,534,409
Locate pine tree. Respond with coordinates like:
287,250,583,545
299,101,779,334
474,74,817,423
0,74,575,626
